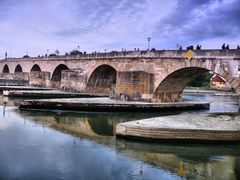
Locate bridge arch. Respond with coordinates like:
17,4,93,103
14,64,23,73
30,64,41,72
2,65,10,73
51,64,69,81
153,65,239,102
51,64,69,88
154,67,210,102
87,64,117,93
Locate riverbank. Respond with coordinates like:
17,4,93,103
116,113,240,142
183,89,219,94
19,97,210,112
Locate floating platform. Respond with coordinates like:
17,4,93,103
116,114,240,142
3,90,107,98
19,97,210,112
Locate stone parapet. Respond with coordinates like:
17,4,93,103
1,49,240,62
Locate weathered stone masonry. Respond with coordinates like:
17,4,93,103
0,49,240,102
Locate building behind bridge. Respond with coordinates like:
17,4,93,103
210,74,232,91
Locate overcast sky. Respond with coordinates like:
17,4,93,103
0,0,239,58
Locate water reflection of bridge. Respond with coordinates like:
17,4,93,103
18,110,136,138
17,109,240,179
116,140,240,179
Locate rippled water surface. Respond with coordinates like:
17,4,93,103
0,93,240,180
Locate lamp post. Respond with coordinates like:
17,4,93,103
147,37,151,51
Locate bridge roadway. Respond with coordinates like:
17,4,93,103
0,49,240,102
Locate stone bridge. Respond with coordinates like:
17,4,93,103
0,49,240,102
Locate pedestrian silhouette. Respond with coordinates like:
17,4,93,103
196,45,201,50
222,43,226,49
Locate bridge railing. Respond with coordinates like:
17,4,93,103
1,49,240,61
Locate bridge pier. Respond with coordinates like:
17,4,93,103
115,71,154,101
153,91,182,102
29,71,50,87
0,73,29,86
61,69,87,92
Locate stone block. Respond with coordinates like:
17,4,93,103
115,71,154,101
61,69,87,92
14,72,29,81
0,73,14,80
30,71,50,87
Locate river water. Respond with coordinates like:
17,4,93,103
0,93,240,180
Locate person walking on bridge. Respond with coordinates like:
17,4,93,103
222,43,226,49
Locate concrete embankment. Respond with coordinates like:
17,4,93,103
0,86,54,91
183,89,237,96
116,113,240,142
0,79,29,86
19,98,210,112
183,89,217,94
3,90,107,98
214,92,238,96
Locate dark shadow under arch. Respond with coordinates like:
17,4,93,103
154,67,210,102
87,65,117,93
51,64,69,81
14,64,23,73
2,65,10,73
30,64,41,72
